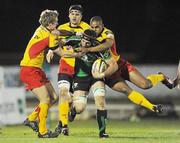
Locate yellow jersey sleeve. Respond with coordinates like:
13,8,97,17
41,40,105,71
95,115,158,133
98,28,114,42
20,26,58,68
49,33,59,48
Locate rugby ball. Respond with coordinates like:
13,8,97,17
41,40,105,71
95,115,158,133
92,58,108,74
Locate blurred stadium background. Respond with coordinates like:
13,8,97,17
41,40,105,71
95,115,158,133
0,0,180,132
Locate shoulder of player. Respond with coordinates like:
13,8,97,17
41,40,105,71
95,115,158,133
57,21,89,30
103,27,114,35
57,22,70,30
79,21,90,29
101,27,114,39
32,26,49,39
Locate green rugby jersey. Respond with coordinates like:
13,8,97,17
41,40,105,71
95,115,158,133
75,49,112,77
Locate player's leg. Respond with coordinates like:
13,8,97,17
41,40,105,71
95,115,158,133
158,60,180,89
32,84,55,138
54,74,72,136
176,60,180,89
24,83,58,133
46,82,59,104
162,60,180,89
68,90,88,124
91,80,109,138
24,106,39,132
20,67,56,137
68,90,88,123
68,76,90,122
24,80,58,133
127,65,163,89
126,61,172,89
72,90,88,113
19,67,39,132
107,76,163,113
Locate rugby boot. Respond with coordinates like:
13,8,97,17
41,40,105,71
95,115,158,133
24,118,39,132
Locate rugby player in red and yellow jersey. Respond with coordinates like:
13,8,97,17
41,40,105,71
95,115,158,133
46,5,90,136
20,9,60,138
77,16,175,113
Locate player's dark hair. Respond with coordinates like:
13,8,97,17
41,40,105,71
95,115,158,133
82,29,100,46
83,29,97,41
69,5,83,14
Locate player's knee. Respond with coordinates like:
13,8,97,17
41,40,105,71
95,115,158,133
74,103,86,114
120,87,132,95
112,85,131,95
73,95,87,113
140,79,152,89
58,80,70,97
93,88,106,110
41,95,51,103
59,86,69,97
92,87,105,97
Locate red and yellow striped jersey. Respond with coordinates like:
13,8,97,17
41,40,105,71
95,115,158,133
96,27,120,61
57,21,90,75
20,26,58,68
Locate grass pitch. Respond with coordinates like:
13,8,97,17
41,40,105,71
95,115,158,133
0,119,180,143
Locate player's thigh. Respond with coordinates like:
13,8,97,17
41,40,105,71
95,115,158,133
73,90,88,99
45,82,58,101
91,80,105,90
32,85,51,103
129,69,149,88
91,80,105,97
112,80,132,95
73,90,88,113
58,73,72,97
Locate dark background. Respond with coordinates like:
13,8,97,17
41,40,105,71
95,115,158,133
1,0,180,65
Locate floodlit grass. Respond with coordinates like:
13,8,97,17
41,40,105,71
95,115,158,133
0,119,180,143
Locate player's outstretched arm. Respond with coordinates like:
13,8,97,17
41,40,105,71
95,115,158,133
51,29,75,36
59,46,84,58
76,39,114,53
88,38,114,52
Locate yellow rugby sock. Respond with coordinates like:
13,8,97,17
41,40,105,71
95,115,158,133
147,74,164,86
28,103,52,121
128,90,155,111
38,103,49,135
59,102,69,126
28,105,40,121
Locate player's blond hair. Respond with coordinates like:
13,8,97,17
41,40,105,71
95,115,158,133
39,9,59,27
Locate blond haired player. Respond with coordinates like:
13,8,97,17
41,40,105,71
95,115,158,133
20,9,60,138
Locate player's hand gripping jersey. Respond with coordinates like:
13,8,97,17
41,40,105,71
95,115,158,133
20,26,58,68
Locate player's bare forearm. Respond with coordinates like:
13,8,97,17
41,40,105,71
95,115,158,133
104,58,118,77
51,29,75,36
53,47,62,57
58,29,75,36
49,47,73,57
61,52,79,58
88,39,114,52
59,48,83,58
